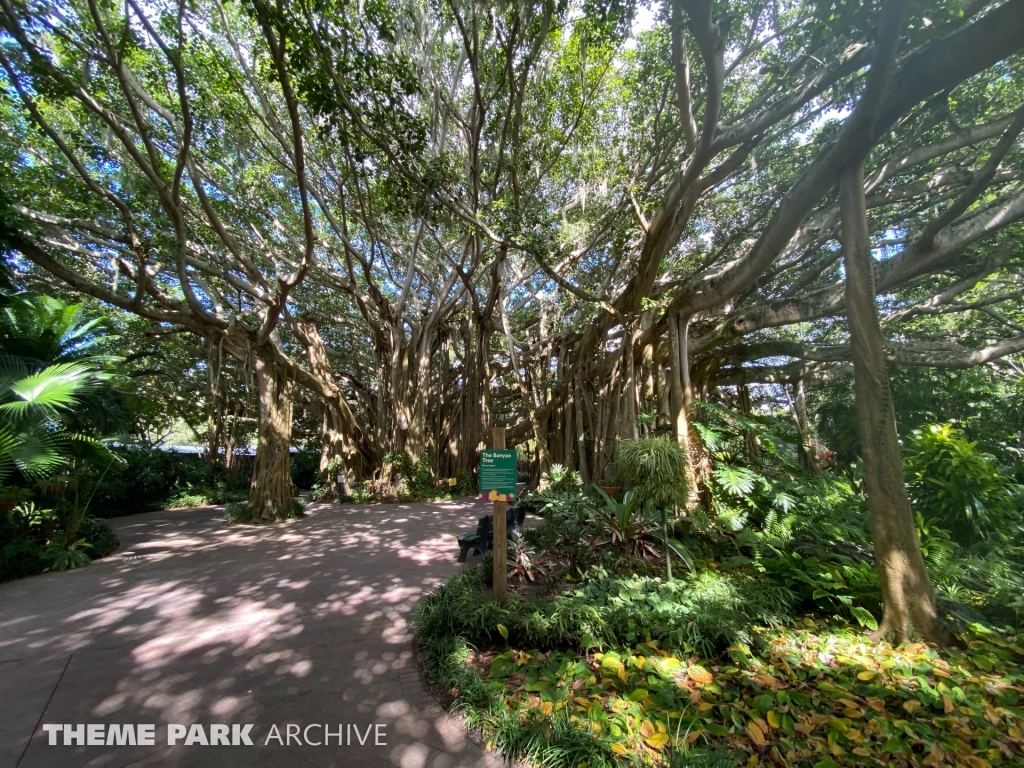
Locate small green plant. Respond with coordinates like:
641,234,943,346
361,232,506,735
542,464,583,494
617,437,692,580
47,537,92,571
223,497,305,524
591,489,658,560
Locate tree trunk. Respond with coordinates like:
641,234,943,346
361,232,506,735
205,338,223,483
668,313,698,509
840,159,947,645
620,321,639,441
294,314,365,488
793,377,821,473
248,352,296,522
737,384,760,461
574,373,590,485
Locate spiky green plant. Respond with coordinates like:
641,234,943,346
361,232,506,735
617,437,692,580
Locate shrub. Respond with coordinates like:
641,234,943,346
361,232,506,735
905,423,1022,546
0,503,118,581
411,455,433,497
542,464,583,494
0,504,48,580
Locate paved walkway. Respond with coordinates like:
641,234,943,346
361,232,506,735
0,499,504,768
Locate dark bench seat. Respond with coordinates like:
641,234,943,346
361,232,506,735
456,506,526,562
457,515,492,562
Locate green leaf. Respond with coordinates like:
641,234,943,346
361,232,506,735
851,606,878,631
497,623,508,641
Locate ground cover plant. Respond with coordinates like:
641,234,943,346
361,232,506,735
422,606,1024,768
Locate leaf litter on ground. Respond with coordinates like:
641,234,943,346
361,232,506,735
470,620,1024,767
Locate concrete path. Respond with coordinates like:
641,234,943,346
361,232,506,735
0,499,503,768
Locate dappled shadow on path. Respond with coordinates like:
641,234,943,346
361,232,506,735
0,499,502,768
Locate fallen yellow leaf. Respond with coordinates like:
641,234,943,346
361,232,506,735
903,700,922,714
538,701,553,716
985,703,1001,725
857,669,877,681
646,732,669,750
688,665,713,685
610,743,628,756
640,720,655,737
767,710,781,729
747,720,766,747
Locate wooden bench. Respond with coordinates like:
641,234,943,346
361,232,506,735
457,515,492,562
456,507,527,561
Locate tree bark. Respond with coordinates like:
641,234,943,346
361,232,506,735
840,159,947,644
668,312,698,509
792,377,820,473
248,352,296,522
737,383,760,461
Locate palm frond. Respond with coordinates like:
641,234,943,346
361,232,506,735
0,362,97,416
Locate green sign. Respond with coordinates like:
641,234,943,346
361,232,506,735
479,449,517,501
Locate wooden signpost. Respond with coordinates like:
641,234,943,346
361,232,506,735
478,426,516,599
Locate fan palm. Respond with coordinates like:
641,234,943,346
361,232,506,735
0,294,128,437
0,355,107,483
0,293,113,364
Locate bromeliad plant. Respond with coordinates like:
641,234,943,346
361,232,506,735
590,489,660,561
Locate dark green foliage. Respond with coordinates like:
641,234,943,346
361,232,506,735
290,450,319,490
92,448,249,517
0,505,48,580
0,503,118,582
815,366,1024,466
